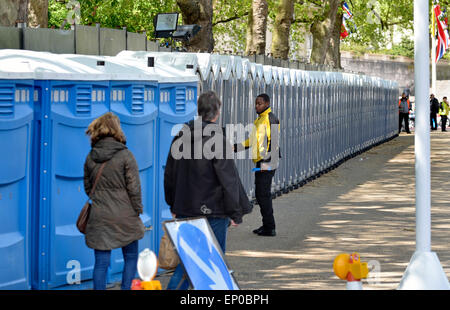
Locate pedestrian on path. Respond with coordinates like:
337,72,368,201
439,96,449,132
235,94,281,237
430,94,440,130
398,92,411,134
164,91,251,290
83,112,145,290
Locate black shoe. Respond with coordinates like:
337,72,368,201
252,226,264,234
257,229,276,237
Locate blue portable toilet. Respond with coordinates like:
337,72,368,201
0,50,36,289
116,51,198,258
22,51,112,290
60,53,159,286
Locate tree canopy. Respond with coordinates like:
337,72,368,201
43,0,450,63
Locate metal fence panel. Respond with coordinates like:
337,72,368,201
24,28,75,54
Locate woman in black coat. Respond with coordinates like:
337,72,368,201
84,112,145,290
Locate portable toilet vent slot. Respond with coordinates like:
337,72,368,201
175,87,186,113
131,86,145,114
148,57,154,68
75,86,92,116
92,89,106,103
0,85,14,117
144,88,155,104
51,89,69,104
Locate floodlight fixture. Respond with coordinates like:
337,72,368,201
154,13,179,38
172,24,201,42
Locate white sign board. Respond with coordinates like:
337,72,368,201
164,217,239,290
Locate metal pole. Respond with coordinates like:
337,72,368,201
398,0,449,290
415,0,432,254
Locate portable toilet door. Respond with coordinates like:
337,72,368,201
66,54,159,283
236,59,253,198
29,51,111,290
296,70,306,184
0,50,35,290
290,69,299,187
156,63,198,253
192,53,214,93
212,55,231,127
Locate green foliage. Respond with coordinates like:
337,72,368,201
48,0,71,29
78,0,178,34
48,0,178,37
47,0,450,60
212,0,251,53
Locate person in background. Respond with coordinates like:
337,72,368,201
84,112,145,290
430,94,440,131
235,93,281,237
398,92,411,134
439,96,449,132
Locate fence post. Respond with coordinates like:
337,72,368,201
96,23,100,55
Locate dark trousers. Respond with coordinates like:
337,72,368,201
431,113,438,130
93,240,138,290
441,115,448,131
399,113,410,133
255,169,276,230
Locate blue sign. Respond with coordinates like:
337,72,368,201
164,217,239,290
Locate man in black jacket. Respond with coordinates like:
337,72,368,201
430,94,440,130
164,91,251,290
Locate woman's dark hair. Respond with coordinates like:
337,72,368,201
86,112,127,146
197,91,222,121
257,93,270,104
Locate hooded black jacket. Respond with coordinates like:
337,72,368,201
164,119,252,224
83,137,145,250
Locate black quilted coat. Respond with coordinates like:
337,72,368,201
164,119,252,224
83,137,145,250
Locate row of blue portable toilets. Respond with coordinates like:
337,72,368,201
0,49,399,290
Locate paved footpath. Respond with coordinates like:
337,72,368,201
156,131,450,290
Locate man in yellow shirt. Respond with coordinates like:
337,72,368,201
439,96,449,132
235,94,280,236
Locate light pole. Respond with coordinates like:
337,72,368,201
398,0,449,290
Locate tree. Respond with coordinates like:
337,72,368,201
0,0,29,26
271,0,294,59
245,0,268,55
309,0,343,67
177,0,214,52
28,0,48,28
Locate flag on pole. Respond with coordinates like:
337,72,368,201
341,2,355,39
342,2,353,19
434,4,449,63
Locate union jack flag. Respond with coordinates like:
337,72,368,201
342,2,353,20
435,4,449,63
341,2,355,39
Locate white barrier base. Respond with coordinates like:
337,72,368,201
398,251,450,290
346,281,363,290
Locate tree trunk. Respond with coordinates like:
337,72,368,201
0,0,29,26
28,0,48,28
177,0,214,52
310,0,343,68
271,0,294,60
245,0,268,56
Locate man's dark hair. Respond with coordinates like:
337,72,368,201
197,91,222,121
256,93,270,104
444,96,448,100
